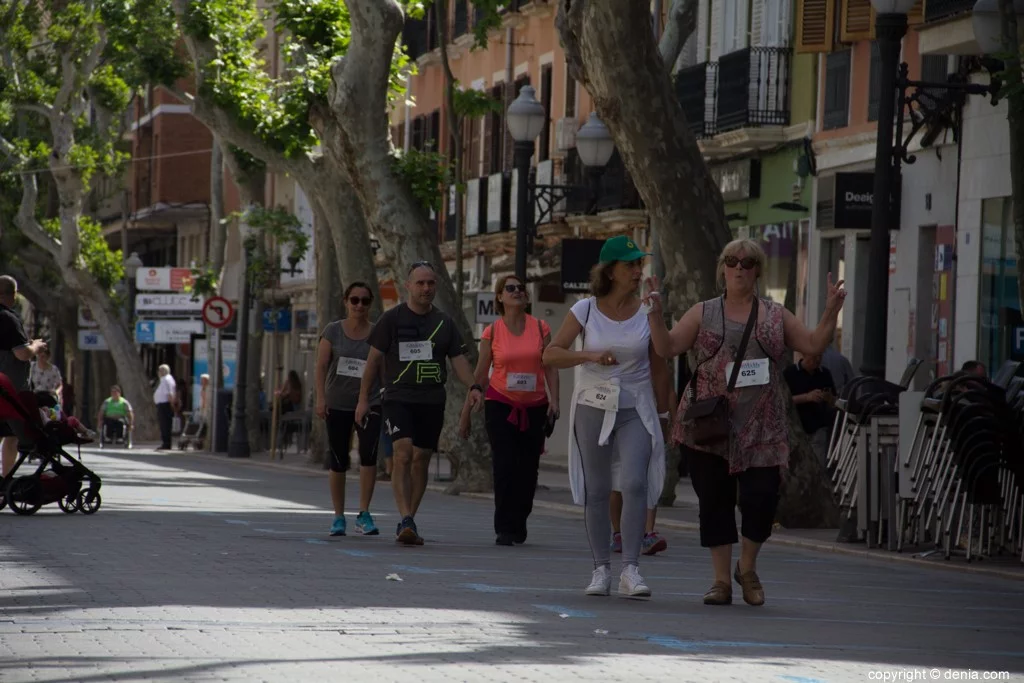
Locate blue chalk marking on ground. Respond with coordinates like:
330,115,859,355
463,583,512,593
224,520,249,525
780,676,828,683
391,565,436,575
338,549,375,558
304,538,328,545
532,604,595,618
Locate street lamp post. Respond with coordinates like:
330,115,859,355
860,0,1007,379
228,211,254,459
860,0,913,380
506,88,616,282
124,252,143,329
506,86,547,283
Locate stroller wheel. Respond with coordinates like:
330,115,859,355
7,477,42,516
58,494,79,514
0,491,6,511
77,488,101,515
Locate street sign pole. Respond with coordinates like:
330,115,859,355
210,327,221,454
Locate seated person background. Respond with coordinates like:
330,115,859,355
97,385,134,440
783,353,837,467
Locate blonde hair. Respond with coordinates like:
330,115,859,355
717,238,767,290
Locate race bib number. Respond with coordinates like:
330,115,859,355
507,373,537,392
577,383,620,412
725,358,770,388
336,357,366,378
399,341,432,362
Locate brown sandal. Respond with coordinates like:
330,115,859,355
733,563,765,606
702,581,733,605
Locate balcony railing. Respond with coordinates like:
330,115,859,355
924,0,974,23
675,46,791,138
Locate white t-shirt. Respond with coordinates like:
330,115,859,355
570,297,651,409
154,374,177,404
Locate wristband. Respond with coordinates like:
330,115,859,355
470,384,483,393
658,411,670,420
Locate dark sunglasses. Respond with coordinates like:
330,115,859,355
724,255,758,270
349,296,372,306
503,283,526,293
408,260,434,274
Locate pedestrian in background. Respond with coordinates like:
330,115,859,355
646,238,846,607
153,364,177,451
0,275,47,475
460,274,559,546
544,236,673,599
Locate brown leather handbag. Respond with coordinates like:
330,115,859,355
683,298,758,446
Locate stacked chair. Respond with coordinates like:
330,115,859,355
828,359,1024,563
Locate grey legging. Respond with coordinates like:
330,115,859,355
574,405,652,568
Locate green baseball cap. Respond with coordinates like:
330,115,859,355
599,235,649,263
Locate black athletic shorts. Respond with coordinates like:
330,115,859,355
326,408,382,472
382,401,446,452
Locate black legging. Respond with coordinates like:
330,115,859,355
685,444,781,548
157,402,173,448
485,400,548,538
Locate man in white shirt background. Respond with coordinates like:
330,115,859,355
153,364,177,450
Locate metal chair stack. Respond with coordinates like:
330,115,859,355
827,371,909,548
896,361,1024,562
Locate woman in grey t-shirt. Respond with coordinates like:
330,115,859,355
315,282,382,537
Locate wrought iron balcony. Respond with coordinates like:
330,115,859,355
675,46,792,138
924,0,974,23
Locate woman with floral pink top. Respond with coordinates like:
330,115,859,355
645,238,846,607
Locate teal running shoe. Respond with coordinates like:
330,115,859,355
354,511,379,536
329,515,347,537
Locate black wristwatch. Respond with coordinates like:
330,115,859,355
470,384,483,393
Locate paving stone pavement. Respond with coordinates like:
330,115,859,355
1,447,1023,683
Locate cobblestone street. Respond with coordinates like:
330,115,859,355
1,448,1023,683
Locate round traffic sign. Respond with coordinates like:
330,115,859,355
202,296,235,329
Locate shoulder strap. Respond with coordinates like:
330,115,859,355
726,297,760,393
579,298,593,347
686,297,759,400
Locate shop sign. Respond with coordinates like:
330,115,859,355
833,172,876,230
560,239,604,293
710,158,760,203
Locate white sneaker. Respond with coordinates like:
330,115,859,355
585,565,612,596
619,565,651,598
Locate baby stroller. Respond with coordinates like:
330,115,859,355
178,412,207,451
0,372,102,516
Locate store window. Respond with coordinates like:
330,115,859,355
979,197,1020,373
733,219,811,322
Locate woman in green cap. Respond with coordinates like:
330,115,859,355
543,235,673,599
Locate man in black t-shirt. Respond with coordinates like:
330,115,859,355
0,275,47,475
357,261,481,545
784,353,837,468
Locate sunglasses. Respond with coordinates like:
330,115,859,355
724,255,758,270
349,296,372,306
407,260,434,274
503,283,526,293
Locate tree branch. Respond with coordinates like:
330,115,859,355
658,0,698,74
14,102,53,119
331,0,404,121
11,172,61,260
52,51,78,114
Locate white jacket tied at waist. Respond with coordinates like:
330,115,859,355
567,367,665,509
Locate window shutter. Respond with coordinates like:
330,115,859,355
795,0,834,53
840,0,874,43
481,112,492,176
709,0,723,60
907,0,924,25
696,0,710,63
751,0,765,47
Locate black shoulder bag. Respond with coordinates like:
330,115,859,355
682,297,759,446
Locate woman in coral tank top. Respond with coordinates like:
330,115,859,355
460,274,559,546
